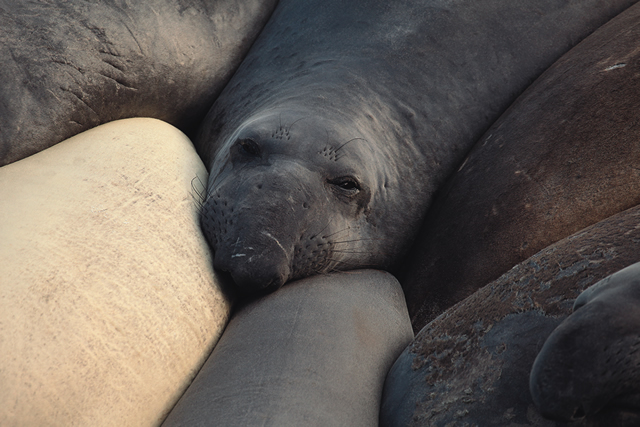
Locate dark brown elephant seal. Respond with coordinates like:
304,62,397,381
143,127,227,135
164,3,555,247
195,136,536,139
195,0,636,294
381,203,640,427
0,0,278,166
530,262,640,425
400,2,640,331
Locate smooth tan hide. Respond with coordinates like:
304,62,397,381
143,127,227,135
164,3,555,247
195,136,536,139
0,118,232,426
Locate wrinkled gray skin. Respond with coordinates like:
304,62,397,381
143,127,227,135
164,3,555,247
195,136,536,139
531,262,640,425
0,0,278,166
196,0,637,294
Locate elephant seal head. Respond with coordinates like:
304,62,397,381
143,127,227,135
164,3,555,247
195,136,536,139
199,109,417,294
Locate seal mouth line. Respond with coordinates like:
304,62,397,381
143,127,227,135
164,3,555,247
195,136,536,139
261,231,289,261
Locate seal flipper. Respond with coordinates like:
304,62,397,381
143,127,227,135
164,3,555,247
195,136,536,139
530,262,640,424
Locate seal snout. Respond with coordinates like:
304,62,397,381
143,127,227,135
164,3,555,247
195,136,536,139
217,256,290,295
212,236,292,295
229,258,290,294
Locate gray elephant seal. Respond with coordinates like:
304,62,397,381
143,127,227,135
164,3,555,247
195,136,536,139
530,261,640,425
0,0,278,166
196,0,637,294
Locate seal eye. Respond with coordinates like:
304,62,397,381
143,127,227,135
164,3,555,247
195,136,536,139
236,138,261,157
329,176,360,193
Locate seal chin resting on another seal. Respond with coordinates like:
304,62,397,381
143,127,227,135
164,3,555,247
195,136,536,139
200,110,402,293
196,0,637,295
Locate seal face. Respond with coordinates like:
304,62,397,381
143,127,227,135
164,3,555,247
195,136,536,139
196,0,638,295
162,270,413,427
201,111,392,293
399,0,640,330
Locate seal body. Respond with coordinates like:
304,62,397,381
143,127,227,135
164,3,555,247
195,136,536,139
0,119,231,426
196,0,637,294
400,1,640,330
381,204,640,426
530,262,640,425
162,270,413,427
0,0,278,166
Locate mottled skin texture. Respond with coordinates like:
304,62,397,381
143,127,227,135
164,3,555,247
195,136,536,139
0,0,278,166
380,204,640,427
196,0,637,294
531,262,640,425
401,1,640,332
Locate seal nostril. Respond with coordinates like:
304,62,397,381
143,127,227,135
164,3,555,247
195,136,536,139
572,405,586,420
262,278,277,290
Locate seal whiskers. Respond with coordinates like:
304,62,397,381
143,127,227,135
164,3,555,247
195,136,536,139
195,0,636,296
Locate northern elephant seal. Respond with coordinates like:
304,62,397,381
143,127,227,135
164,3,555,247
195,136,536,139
0,0,278,166
381,203,640,426
162,270,413,427
400,1,640,330
530,262,640,425
0,118,231,426
195,0,637,294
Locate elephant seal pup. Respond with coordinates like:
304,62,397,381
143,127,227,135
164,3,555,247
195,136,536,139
400,1,640,330
0,0,278,166
196,0,637,294
530,262,640,425
380,203,640,427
